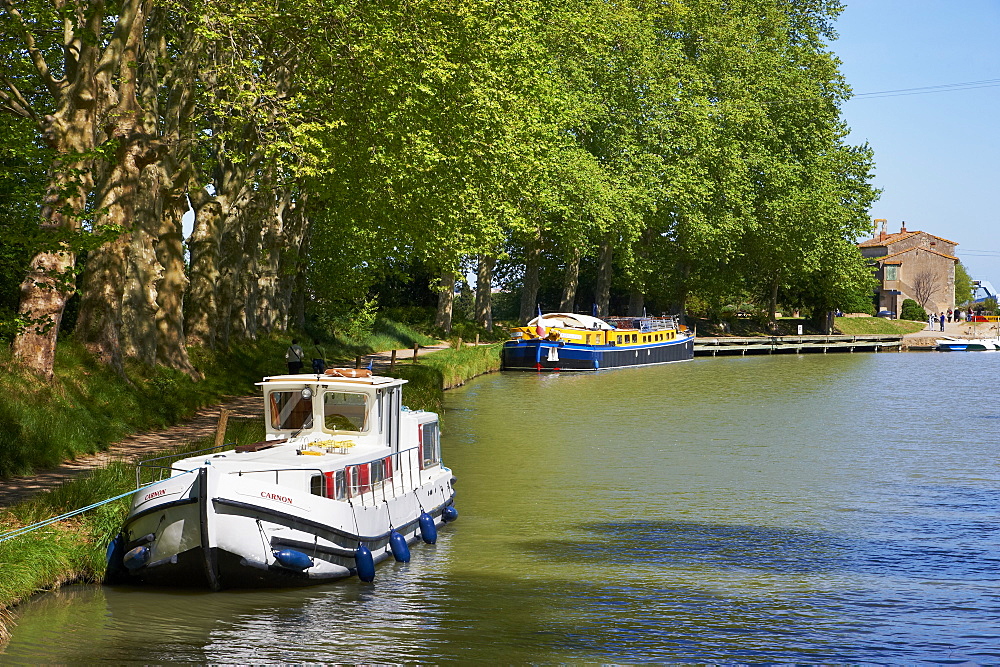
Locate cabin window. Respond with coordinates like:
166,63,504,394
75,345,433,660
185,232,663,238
310,474,324,496
421,422,441,468
632,334,638,343
268,391,314,431
323,391,369,432
370,458,385,484
616,335,622,343
347,463,372,497
586,334,592,344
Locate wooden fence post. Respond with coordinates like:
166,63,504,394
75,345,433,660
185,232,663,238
215,408,232,450
412,343,419,363
389,349,397,372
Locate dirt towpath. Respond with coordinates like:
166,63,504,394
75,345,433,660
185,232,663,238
0,395,262,509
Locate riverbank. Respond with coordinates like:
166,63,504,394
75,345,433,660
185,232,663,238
0,341,502,643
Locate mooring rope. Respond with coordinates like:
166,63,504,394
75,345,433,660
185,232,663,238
0,469,197,544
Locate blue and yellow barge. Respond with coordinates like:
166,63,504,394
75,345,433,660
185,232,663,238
501,312,694,371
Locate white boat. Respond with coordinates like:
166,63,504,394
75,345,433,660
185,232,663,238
105,370,457,589
935,336,1000,351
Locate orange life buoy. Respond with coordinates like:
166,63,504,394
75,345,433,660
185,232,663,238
324,368,373,378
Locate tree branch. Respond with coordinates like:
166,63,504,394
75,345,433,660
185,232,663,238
1,0,61,98
0,79,40,122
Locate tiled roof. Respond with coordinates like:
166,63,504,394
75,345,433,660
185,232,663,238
858,231,919,248
875,246,959,262
858,230,960,248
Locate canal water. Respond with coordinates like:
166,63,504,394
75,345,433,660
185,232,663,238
4,352,1000,662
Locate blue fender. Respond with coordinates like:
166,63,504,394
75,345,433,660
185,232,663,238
389,530,411,562
442,505,459,522
418,512,437,544
123,545,150,570
273,548,313,570
355,544,376,582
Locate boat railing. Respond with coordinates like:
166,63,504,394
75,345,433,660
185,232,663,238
606,316,678,333
347,446,428,508
224,446,429,508
135,443,231,488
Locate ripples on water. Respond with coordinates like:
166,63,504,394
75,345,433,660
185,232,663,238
4,352,1000,662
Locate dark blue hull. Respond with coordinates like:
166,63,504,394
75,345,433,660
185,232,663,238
502,335,695,371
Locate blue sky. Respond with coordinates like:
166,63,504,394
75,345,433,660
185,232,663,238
833,1,1000,285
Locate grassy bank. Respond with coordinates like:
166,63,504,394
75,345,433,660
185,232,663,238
387,342,504,413
0,338,283,477
834,317,927,336
0,417,266,644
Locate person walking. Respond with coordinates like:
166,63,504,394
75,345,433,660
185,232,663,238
286,338,305,373
311,339,327,374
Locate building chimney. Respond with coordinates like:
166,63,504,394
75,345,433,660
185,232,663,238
900,222,907,234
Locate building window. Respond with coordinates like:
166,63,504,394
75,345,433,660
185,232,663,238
885,266,899,281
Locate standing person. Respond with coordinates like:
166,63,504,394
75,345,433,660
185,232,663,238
947,308,953,323
939,312,945,332
286,338,305,374
311,339,327,374
928,313,934,330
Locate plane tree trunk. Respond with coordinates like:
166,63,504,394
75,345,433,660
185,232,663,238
474,255,495,331
559,247,580,312
594,235,613,317
4,0,147,378
434,271,456,334
518,231,541,324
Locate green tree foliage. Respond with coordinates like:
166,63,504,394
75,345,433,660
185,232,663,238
0,0,879,378
954,261,974,306
900,298,927,322
0,119,46,338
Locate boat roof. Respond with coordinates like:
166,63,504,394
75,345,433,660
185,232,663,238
527,313,615,330
257,373,407,389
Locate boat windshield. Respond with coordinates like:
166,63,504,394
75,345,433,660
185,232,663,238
268,391,314,431
324,391,369,432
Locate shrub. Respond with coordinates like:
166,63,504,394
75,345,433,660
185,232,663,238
900,299,927,322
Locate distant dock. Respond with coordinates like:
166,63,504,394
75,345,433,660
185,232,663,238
694,334,902,356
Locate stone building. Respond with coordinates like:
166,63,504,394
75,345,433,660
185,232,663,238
858,221,958,317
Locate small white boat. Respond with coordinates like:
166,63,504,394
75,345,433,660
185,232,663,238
106,370,456,589
935,336,1000,351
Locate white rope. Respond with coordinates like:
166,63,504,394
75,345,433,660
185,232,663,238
0,469,197,544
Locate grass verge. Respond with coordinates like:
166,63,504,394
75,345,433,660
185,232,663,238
0,336,284,477
0,318,440,478
834,317,927,336
0,418,265,645
329,317,439,363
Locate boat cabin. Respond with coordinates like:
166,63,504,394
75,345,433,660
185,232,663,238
257,373,418,453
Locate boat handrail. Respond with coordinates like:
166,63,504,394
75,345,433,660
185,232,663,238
225,446,428,507
135,443,231,488
605,316,678,333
